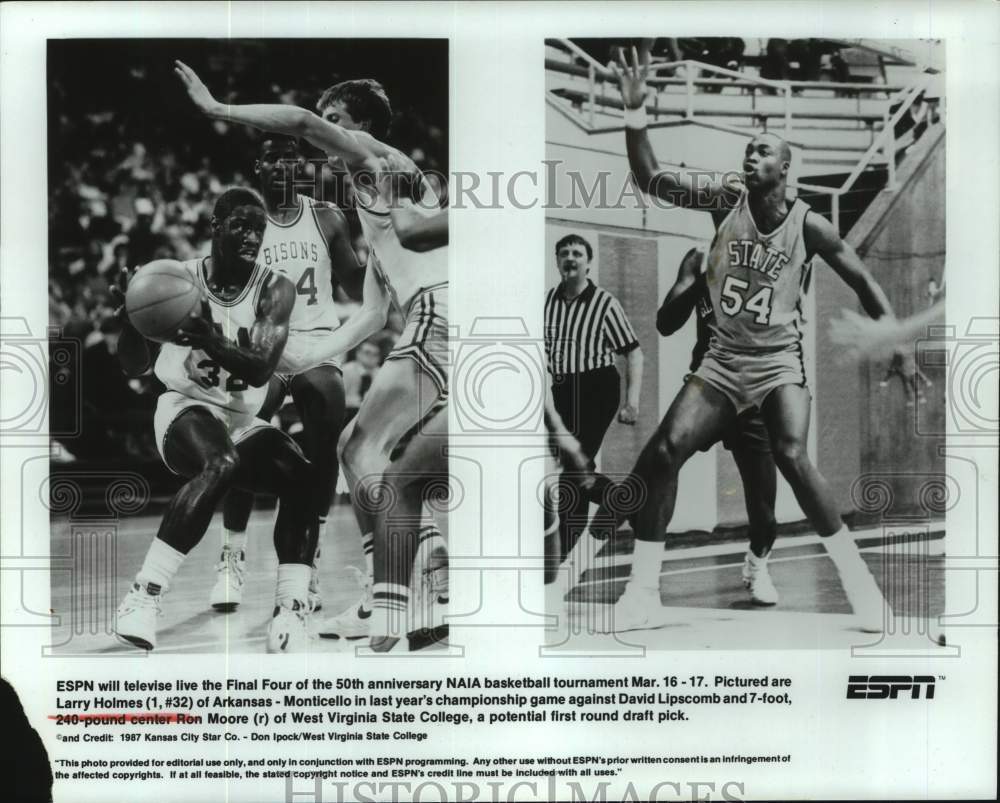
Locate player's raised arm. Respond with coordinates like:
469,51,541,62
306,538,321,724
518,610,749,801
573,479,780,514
174,274,295,387
803,210,895,321
656,247,704,336
610,46,739,212
174,61,378,170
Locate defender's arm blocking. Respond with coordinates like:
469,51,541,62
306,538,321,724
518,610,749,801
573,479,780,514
308,256,392,363
175,61,379,171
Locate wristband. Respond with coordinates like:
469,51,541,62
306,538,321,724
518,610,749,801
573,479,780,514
623,105,647,130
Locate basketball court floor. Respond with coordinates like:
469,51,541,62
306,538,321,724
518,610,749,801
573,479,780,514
545,526,946,652
50,503,447,655
51,504,943,654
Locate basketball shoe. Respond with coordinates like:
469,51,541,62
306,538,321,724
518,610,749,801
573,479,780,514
114,582,163,650
742,549,779,605
308,545,323,613
596,579,663,633
318,566,372,640
209,547,245,612
266,600,310,653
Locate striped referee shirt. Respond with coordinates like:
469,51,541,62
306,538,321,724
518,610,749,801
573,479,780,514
545,280,639,375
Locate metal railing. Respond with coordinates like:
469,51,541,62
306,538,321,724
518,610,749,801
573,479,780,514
547,38,937,233
795,77,931,231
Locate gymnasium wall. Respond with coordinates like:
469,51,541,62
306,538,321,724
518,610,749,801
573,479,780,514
814,129,946,521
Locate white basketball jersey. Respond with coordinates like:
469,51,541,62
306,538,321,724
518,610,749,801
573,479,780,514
256,195,341,331
154,258,273,416
354,155,447,312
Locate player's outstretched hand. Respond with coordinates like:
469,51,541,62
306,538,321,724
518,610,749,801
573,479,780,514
172,298,216,348
607,44,650,110
829,308,905,363
174,60,221,116
617,403,638,425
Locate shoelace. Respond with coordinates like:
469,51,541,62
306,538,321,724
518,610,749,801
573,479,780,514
276,601,310,624
124,586,164,617
217,551,246,586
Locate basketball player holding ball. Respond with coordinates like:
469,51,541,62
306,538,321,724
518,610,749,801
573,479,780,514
112,188,317,653
211,136,362,616
174,61,449,648
586,46,897,633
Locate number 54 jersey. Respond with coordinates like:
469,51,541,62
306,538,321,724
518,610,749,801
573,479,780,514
154,257,274,418
705,191,812,352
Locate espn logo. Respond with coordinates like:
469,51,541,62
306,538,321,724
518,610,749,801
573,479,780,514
846,675,937,700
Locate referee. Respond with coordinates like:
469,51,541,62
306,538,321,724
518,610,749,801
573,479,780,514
545,233,643,559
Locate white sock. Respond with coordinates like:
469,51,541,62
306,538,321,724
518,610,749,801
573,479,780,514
371,582,410,638
223,529,247,556
417,525,449,602
275,563,311,610
361,531,374,579
824,527,863,567
136,539,186,595
630,539,665,590
417,524,447,557
824,527,891,623
746,547,768,566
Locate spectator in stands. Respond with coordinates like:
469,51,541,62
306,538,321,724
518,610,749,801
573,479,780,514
788,39,822,84
759,39,791,93
47,42,443,464
699,38,745,92
126,198,166,264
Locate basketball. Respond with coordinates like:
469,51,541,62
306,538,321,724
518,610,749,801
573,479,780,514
125,259,202,343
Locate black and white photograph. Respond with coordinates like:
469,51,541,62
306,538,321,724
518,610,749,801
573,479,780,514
45,37,450,655
543,36,950,650
1,4,996,803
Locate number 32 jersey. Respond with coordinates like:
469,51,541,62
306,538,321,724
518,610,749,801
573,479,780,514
256,194,341,333
705,191,812,351
154,257,274,417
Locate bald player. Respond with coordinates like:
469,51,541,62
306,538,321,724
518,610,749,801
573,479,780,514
586,46,897,634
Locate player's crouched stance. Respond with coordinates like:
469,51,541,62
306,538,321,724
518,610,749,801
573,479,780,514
111,189,318,653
